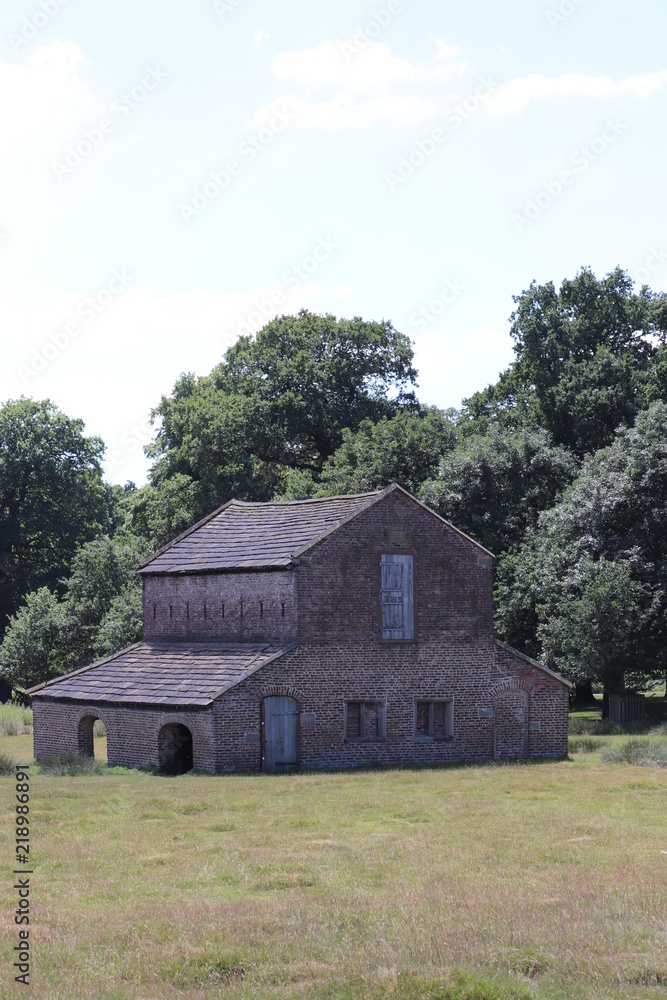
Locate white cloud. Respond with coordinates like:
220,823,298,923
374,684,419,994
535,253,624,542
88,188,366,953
0,42,92,158
488,70,667,116
248,91,440,130
272,39,465,92
253,29,270,50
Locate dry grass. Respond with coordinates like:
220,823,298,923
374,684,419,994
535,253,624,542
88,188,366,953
0,735,666,999
0,703,32,737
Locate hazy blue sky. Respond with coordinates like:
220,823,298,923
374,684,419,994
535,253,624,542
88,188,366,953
1,0,666,483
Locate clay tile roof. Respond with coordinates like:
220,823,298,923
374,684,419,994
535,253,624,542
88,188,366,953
27,641,294,706
138,489,386,575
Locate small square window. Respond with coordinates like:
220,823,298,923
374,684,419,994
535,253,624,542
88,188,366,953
345,701,386,741
414,700,453,740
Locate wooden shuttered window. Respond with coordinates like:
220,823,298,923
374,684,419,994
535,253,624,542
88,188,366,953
415,700,453,740
345,701,386,741
380,554,414,640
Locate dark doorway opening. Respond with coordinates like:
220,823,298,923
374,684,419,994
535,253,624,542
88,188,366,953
78,715,106,760
158,723,194,775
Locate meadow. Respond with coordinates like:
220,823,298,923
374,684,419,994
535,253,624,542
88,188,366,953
0,704,666,1000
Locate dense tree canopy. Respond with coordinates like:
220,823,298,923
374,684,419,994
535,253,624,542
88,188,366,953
279,407,458,499
147,310,418,521
463,268,667,455
495,403,667,692
0,398,112,629
0,533,150,690
419,427,578,556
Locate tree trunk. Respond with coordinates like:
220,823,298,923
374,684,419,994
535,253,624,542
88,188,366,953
574,678,595,707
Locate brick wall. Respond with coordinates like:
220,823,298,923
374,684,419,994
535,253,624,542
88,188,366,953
33,699,217,772
142,569,297,643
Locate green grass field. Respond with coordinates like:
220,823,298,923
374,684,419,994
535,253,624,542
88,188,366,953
1,716,667,1000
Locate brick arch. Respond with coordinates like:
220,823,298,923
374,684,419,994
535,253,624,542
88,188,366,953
259,683,304,706
150,712,196,746
75,706,110,758
488,677,534,700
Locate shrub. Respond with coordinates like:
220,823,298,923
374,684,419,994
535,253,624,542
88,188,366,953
601,739,667,767
38,753,105,776
93,720,106,737
0,751,15,775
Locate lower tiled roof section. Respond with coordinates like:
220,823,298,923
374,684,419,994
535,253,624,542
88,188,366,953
28,641,293,706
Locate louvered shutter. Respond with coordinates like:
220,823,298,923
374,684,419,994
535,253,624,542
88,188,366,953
380,554,414,640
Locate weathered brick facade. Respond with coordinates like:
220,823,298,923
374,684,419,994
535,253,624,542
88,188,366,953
31,486,570,771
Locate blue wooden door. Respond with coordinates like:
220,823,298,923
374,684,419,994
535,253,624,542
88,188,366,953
262,697,299,773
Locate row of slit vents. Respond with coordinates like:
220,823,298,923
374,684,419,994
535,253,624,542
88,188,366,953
153,602,286,619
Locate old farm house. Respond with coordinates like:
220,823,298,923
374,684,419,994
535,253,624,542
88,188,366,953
30,485,570,773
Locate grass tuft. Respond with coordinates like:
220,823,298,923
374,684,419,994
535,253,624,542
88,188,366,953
308,971,535,999
568,736,609,754
601,739,667,767
169,953,246,987
0,749,15,774
38,752,105,776
0,701,33,735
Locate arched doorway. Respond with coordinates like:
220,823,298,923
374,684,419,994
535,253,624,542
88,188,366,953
262,696,299,773
158,723,194,775
78,715,106,761
494,689,530,759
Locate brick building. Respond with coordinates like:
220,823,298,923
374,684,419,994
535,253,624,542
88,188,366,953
30,485,570,772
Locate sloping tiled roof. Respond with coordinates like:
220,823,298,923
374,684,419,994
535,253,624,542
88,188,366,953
138,489,386,574
27,641,293,706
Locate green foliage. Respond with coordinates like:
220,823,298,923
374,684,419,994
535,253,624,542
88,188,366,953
279,407,457,499
147,310,418,522
0,398,112,630
0,750,15,775
496,403,667,690
419,426,577,555
463,268,667,455
0,533,150,690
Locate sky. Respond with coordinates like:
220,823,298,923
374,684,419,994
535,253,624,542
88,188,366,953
1,0,666,485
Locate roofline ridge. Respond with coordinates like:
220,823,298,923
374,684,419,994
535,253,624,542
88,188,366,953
211,641,297,701
25,641,145,696
290,485,395,559
494,638,573,688
391,484,496,559
137,498,237,571
232,489,384,507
